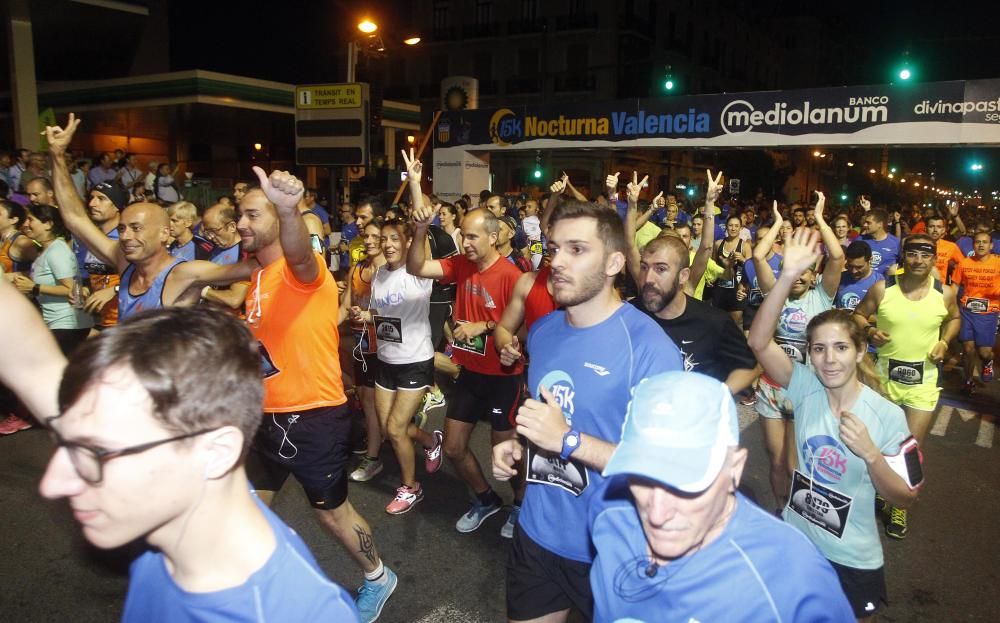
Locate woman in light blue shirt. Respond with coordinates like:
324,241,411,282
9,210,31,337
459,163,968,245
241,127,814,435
11,204,92,354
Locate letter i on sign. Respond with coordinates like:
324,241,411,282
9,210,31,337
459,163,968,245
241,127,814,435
300,91,312,106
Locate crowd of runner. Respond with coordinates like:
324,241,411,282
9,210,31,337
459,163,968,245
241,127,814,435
1,113,999,622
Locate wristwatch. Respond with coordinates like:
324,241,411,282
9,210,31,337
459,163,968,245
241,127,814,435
31,284,40,298
560,429,581,461
485,320,496,333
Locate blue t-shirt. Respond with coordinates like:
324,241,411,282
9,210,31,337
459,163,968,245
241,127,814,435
520,304,683,563
211,242,242,266
782,363,910,569
957,235,1000,257
341,223,360,242
835,270,883,311
122,495,359,622
742,252,782,307
590,489,855,622
309,206,330,226
861,234,900,276
32,239,93,330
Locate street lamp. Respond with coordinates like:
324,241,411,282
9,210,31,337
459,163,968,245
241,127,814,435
358,20,377,34
404,36,421,45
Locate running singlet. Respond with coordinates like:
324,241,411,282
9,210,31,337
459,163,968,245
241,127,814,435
934,238,965,282
835,270,883,311
875,277,948,388
523,265,557,333
210,242,243,265
743,253,782,307
862,233,900,276
438,255,523,376
350,261,378,355
370,265,434,364
118,258,184,320
952,254,1000,314
713,239,746,289
168,236,214,262
783,363,909,569
519,305,682,563
590,489,855,622
0,232,32,273
122,494,359,622
246,254,347,412
76,231,121,327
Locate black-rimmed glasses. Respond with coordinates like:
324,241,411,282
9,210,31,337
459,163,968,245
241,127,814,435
45,416,219,485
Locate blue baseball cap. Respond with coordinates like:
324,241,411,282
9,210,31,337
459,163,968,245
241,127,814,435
603,371,739,493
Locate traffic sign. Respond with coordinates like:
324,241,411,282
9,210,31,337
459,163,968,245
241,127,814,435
295,82,369,166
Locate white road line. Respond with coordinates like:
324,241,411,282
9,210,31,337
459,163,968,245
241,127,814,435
930,407,953,437
975,417,996,449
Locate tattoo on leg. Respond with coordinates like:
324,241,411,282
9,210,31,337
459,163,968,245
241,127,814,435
354,525,377,565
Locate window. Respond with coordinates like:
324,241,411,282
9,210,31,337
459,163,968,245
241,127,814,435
433,0,449,31
518,48,539,75
520,0,537,20
566,43,588,75
476,0,493,26
569,0,585,15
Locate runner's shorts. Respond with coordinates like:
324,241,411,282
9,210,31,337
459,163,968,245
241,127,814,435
755,374,794,420
375,357,434,392
959,308,999,348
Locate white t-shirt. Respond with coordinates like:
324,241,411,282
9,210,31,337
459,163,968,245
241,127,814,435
370,265,434,364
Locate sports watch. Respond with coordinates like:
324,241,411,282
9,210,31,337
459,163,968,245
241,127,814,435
560,429,581,461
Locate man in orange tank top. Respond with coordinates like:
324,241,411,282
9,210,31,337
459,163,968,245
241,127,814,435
239,167,396,622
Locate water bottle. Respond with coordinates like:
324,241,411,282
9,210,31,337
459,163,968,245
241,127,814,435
71,278,85,309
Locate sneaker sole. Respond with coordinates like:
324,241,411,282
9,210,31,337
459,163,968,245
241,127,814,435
363,573,398,623
455,505,502,533
350,465,384,482
386,494,424,515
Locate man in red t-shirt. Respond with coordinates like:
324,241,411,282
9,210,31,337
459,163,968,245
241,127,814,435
408,201,525,536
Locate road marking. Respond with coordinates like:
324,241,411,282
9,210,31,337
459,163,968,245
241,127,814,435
412,603,493,623
930,406,994,449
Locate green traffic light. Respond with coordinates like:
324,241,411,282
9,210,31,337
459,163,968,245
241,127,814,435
533,169,542,179
970,163,984,172
687,188,695,197
840,194,848,201
664,79,675,91
898,68,911,81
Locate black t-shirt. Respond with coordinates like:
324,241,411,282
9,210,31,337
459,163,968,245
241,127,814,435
630,295,758,383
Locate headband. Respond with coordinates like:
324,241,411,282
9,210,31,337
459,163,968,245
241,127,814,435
903,241,935,255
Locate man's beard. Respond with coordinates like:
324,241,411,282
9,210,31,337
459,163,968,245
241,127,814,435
641,280,680,314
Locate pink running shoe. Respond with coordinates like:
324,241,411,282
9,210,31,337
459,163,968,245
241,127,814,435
424,430,444,473
0,415,32,435
386,484,424,515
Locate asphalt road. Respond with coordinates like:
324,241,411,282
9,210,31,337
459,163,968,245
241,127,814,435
0,370,996,622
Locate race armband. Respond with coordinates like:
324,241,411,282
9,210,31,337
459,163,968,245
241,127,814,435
883,435,924,489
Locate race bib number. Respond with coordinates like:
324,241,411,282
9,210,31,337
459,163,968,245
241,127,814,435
776,335,808,364
888,359,924,385
749,288,764,307
529,241,544,256
451,320,487,356
966,297,989,313
373,315,402,344
525,444,589,497
788,470,852,539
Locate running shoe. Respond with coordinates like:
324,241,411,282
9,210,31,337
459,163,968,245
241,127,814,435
886,506,908,540
356,566,398,623
424,430,444,473
982,359,994,383
422,386,447,412
961,380,976,396
352,434,369,455
500,504,520,539
0,414,32,435
386,484,424,515
349,456,384,482
455,496,502,533
874,493,886,515
739,392,757,407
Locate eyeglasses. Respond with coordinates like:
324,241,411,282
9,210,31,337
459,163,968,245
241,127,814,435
202,222,233,236
46,416,219,485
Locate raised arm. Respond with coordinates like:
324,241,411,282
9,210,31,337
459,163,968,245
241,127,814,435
254,166,317,284
563,173,588,202
814,191,845,298
0,279,66,418
752,202,783,295
688,169,723,292
623,171,648,284
540,173,568,235
44,114,124,271
748,228,824,388
402,149,445,279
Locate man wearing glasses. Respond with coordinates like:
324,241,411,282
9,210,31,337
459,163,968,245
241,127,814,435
853,234,960,540
38,307,359,621
199,202,249,313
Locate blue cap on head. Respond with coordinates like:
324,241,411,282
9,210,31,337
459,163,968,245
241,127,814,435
603,371,739,493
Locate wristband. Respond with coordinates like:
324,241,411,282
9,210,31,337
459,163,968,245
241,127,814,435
31,284,40,297
560,429,581,461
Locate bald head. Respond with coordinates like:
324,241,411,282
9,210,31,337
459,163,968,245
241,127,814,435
122,202,169,228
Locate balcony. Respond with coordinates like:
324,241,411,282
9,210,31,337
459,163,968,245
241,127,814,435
554,72,596,92
617,13,654,38
505,76,541,94
507,18,547,35
464,21,501,39
430,26,459,42
553,12,598,31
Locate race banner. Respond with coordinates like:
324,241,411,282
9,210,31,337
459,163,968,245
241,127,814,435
433,79,1000,150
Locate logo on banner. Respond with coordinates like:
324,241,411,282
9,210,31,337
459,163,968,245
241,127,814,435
721,99,888,134
489,108,520,146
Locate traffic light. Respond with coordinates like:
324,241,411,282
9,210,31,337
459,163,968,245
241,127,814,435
687,187,695,197
533,167,543,179
898,67,912,81
970,162,984,172
662,65,677,94
893,52,915,83
840,194,848,202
